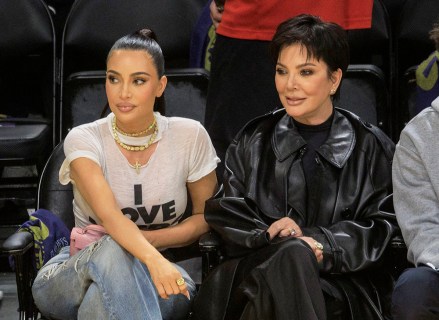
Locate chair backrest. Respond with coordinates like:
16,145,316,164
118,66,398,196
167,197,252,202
0,0,56,121
334,64,391,136
160,68,209,124
61,0,204,78
37,142,74,230
330,0,394,139
61,71,107,137
393,66,417,136
347,0,392,86
0,0,57,195
61,68,209,138
404,66,418,121
380,0,405,30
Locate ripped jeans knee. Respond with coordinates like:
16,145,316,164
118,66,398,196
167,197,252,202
32,236,163,320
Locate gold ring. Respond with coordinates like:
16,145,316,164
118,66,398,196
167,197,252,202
314,241,324,251
176,278,185,286
289,228,296,236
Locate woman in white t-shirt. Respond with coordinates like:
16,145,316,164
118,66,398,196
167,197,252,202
32,28,219,320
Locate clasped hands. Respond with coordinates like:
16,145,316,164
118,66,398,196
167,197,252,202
267,217,324,263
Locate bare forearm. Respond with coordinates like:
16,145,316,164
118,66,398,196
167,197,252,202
102,211,167,264
70,159,164,264
142,214,209,250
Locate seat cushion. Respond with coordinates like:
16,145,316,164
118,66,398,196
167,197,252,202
0,124,51,159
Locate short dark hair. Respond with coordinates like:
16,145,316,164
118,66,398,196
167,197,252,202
270,14,350,100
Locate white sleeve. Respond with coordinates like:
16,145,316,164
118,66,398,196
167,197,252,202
59,125,104,185
187,122,220,182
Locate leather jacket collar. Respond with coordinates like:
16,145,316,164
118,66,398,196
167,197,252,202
272,109,355,168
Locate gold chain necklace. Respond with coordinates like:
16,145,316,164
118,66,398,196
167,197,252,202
112,116,158,152
115,118,156,137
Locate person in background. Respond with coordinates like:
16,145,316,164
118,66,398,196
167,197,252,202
193,14,397,320
31,28,219,319
391,99,439,318
414,20,439,116
205,0,374,180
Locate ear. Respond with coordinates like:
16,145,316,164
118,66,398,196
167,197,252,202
156,75,167,98
330,68,343,91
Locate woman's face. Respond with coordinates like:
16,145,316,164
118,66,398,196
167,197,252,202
106,49,166,129
275,44,342,125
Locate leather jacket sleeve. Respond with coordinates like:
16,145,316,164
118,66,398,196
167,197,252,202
205,132,272,257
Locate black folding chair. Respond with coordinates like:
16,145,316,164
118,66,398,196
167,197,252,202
334,64,391,137
0,0,56,199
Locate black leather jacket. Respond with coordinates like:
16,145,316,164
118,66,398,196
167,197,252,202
205,108,397,274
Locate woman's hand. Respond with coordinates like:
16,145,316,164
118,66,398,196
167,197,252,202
267,218,323,262
210,0,223,29
145,256,190,300
267,217,302,240
300,236,324,263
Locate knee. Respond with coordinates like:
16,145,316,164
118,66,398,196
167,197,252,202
392,267,439,319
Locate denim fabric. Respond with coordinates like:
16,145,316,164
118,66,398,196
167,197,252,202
32,236,196,320
392,266,439,320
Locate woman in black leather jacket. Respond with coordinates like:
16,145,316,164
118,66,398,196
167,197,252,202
193,14,397,320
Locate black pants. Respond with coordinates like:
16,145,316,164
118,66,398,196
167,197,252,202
392,266,439,319
193,238,389,320
204,35,280,181
225,239,328,320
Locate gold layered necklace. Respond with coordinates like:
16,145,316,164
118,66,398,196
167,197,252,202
114,118,156,137
112,116,158,173
112,116,158,151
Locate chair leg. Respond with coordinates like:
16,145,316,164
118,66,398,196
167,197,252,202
201,249,223,281
12,249,37,319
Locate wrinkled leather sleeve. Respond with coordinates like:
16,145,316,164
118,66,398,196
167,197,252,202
205,132,272,257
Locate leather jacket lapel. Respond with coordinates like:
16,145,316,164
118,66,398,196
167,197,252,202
272,114,305,161
318,110,356,168
272,115,307,220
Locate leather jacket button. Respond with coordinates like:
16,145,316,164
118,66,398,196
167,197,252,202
341,207,352,218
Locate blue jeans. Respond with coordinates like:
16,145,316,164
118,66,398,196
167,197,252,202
32,236,196,320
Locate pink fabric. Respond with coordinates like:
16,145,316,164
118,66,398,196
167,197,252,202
70,224,107,256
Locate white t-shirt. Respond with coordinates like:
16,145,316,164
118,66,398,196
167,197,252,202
59,112,219,229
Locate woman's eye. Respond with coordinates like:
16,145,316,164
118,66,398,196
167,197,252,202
300,69,313,76
107,75,118,83
276,68,287,75
134,78,146,85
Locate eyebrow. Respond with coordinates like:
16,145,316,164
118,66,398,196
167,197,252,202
276,61,316,68
106,70,151,77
